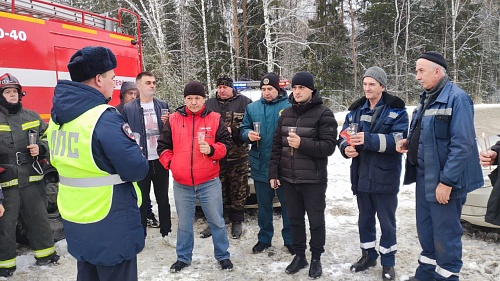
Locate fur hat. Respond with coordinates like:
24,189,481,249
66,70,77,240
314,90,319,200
120,81,138,97
292,71,315,90
216,75,233,88
184,81,206,97
260,73,281,92
418,51,448,70
67,46,117,82
363,66,387,86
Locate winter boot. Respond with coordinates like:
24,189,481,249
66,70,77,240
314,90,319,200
285,255,308,274
252,241,271,253
231,222,242,239
350,250,377,272
309,259,322,279
170,261,189,273
219,259,234,271
36,253,60,266
0,266,16,277
382,266,396,280
199,225,212,238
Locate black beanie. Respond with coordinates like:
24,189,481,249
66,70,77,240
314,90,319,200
260,73,280,92
216,75,233,88
67,46,117,82
418,51,448,70
292,71,314,90
184,81,206,97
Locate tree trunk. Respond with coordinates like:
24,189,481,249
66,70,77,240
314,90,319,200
201,0,212,89
263,0,273,73
242,0,249,69
348,0,357,89
232,0,240,79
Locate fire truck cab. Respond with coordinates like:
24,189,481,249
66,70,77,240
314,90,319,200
0,0,143,243
0,0,143,121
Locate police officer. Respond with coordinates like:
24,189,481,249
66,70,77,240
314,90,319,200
0,73,59,278
47,46,149,281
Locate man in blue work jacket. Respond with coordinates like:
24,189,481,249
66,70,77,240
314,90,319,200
399,51,483,281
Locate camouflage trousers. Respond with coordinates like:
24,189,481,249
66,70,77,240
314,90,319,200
219,159,249,222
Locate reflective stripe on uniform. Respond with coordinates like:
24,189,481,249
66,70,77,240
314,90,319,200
388,112,398,119
0,125,11,131
425,108,452,116
59,174,125,187
1,176,44,188
33,246,56,259
377,133,387,153
0,258,16,268
436,265,459,278
360,115,372,123
418,255,437,265
29,175,43,182
360,241,376,249
379,244,397,254
22,120,41,131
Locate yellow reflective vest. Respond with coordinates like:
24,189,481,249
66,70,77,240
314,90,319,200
47,104,141,223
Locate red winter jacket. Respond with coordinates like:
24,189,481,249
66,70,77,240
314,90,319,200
157,105,231,186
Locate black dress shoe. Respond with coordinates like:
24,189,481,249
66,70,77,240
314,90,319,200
309,259,322,279
219,259,234,271
285,255,308,274
170,261,189,273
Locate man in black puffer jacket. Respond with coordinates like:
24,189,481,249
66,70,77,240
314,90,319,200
269,71,337,280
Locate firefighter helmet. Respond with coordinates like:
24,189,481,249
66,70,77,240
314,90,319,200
0,73,22,94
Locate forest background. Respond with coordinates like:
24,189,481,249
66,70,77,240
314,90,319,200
59,0,499,111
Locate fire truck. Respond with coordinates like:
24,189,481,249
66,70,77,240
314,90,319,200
0,0,143,243
0,0,143,121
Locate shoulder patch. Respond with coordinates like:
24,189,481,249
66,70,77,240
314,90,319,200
122,123,135,140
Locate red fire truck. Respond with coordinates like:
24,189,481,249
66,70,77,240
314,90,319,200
0,0,143,121
0,0,143,243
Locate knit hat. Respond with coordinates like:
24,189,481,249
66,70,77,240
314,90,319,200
216,75,233,88
260,73,280,92
184,81,206,97
291,71,314,90
363,66,387,86
67,46,117,82
120,81,138,97
418,51,448,70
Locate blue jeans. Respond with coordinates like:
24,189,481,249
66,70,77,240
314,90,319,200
254,180,292,245
173,177,230,264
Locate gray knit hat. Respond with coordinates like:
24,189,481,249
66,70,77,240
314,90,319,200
363,66,387,86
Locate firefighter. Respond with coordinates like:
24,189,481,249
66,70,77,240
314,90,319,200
0,73,59,278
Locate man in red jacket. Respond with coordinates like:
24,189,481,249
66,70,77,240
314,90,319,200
157,81,233,273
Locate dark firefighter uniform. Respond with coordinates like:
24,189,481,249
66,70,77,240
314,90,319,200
0,73,58,278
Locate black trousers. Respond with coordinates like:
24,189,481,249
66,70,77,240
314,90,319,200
282,181,327,260
76,256,137,281
138,159,171,236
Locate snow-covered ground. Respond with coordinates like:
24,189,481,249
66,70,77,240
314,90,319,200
4,106,500,281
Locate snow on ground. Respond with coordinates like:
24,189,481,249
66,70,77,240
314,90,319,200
5,107,500,281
